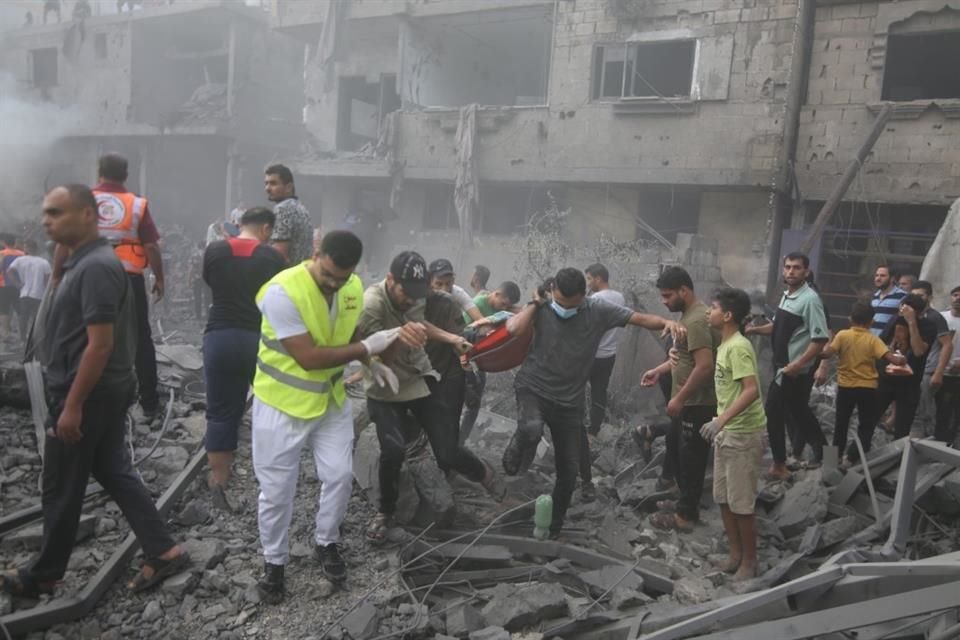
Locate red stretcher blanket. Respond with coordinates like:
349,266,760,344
465,325,532,373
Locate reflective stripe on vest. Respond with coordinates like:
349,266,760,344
253,263,363,421
94,189,148,274
255,358,344,394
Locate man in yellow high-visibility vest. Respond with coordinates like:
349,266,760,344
251,230,425,603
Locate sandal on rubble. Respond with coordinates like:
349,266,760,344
655,499,677,512
0,569,55,599
127,552,192,593
650,511,695,532
481,461,507,501
366,512,390,545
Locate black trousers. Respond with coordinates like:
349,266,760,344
28,384,175,583
459,369,487,445
513,388,583,533
935,376,960,445
786,370,817,459
368,378,484,516
877,376,921,440
765,373,825,464
833,386,880,458
129,274,159,410
18,296,41,342
587,355,616,435
676,405,715,521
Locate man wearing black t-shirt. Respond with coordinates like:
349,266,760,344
864,294,936,454
203,208,285,508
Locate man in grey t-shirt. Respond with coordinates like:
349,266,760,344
585,263,624,435
503,267,682,536
1,185,186,603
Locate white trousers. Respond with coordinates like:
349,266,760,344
252,397,354,565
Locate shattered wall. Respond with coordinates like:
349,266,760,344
302,17,399,153
0,19,131,133
796,0,960,205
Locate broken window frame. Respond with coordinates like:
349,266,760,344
336,73,400,152
30,47,59,88
881,29,960,102
592,40,698,102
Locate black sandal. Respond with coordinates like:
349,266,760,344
127,552,192,593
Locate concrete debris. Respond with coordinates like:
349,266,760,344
445,602,485,638
770,471,829,537
342,601,379,640
468,627,511,640
579,564,645,599
480,582,568,631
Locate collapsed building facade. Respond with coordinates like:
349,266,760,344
274,0,958,324
0,0,304,240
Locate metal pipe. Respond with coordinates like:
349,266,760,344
852,430,882,523
766,0,814,301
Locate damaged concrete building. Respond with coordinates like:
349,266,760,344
274,0,958,322
0,0,304,238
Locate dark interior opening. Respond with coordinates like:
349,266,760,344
882,31,960,101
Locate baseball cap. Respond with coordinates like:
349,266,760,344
390,251,430,299
428,258,455,278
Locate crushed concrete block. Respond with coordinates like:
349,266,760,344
673,577,715,605
611,586,649,610
579,564,644,599
617,478,661,508
181,538,227,570
160,571,197,597
343,601,379,640
817,516,861,549
756,481,786,508
830,470,865,505
468,627,510,640
481,582,568,631
770,472,828,537
445,602,485,638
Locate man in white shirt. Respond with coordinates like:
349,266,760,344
7,240,51,341
577,263,626,502
585,264,625,433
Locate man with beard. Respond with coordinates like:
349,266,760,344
360,251,503,544
871,265,907,336
746,253,829,479
504,267,683,537
252,231,418,602
643,267,719,531
264,164,314,266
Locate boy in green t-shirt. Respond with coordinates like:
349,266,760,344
701,288,766,581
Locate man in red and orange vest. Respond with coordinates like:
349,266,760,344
94,154,165,417
0,233,25,342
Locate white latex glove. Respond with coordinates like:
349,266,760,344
361,328,401,357
368,360,399,394
699,419,723,443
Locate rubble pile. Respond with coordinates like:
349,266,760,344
5,348,960,639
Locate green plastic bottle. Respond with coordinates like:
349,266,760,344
533,494,553,540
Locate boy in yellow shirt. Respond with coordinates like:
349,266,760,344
818,302,905,463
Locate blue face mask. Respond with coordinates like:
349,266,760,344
551,300,578,320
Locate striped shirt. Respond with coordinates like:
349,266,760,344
871,286,906,336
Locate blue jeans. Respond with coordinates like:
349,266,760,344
203,328,259,452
